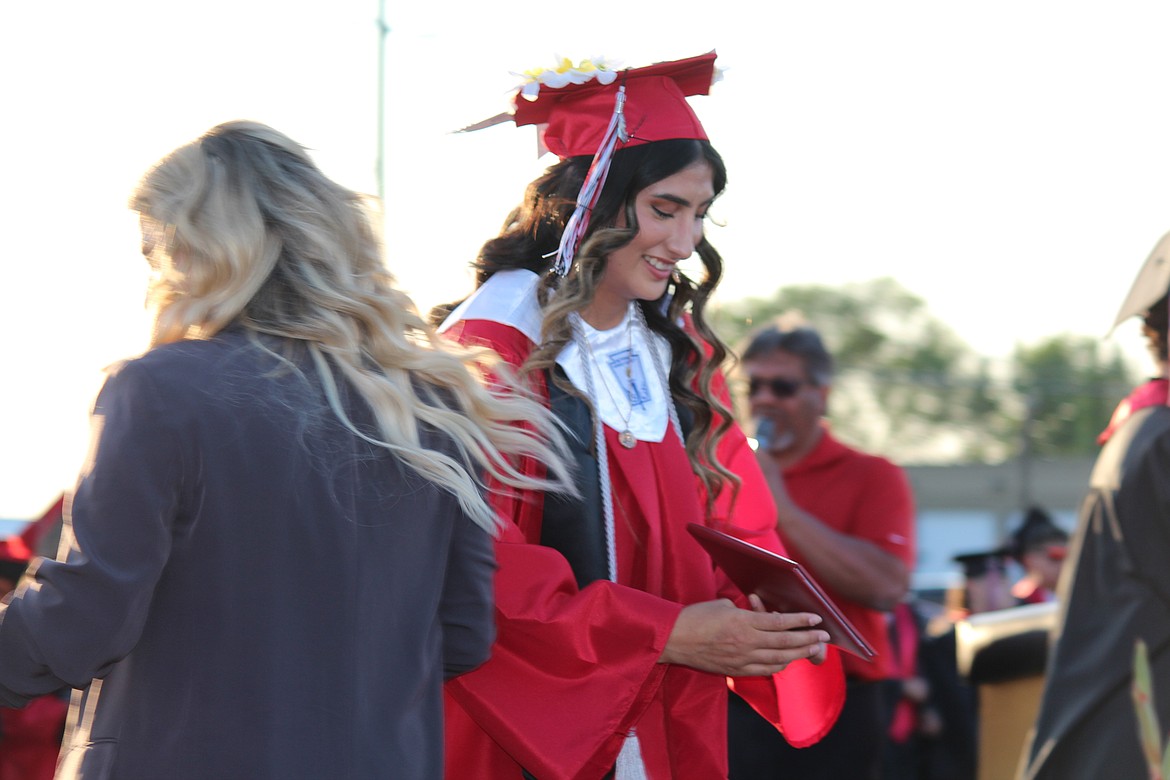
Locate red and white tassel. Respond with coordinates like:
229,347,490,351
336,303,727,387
551,85,628,276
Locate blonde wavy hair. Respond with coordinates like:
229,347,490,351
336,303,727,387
131,120,575,533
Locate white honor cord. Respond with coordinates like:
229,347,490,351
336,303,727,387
570,312,620,584
615,304,677,780
569,306,681,780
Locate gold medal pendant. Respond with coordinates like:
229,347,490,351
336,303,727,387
619,429,637,449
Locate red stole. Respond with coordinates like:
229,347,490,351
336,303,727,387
1097,378,1170,444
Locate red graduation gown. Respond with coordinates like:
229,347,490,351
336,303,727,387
443,318,843,779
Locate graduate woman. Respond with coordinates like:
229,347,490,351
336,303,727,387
438,53,845,779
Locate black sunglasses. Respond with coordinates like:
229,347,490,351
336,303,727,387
748,376,806,399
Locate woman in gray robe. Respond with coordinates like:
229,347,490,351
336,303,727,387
0,121,574,780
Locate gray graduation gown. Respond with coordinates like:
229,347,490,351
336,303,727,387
0,328,495,779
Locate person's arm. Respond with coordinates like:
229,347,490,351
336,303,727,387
0,362,182,706
756,450,912,612
438,509,497,680
660,596,828,674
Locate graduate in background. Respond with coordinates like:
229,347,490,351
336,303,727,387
1005,506,1068,605
1020,232,1170,779
0,512,67,780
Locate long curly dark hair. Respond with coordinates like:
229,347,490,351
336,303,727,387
465,138,739,504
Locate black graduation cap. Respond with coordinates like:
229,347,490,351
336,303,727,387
1110,230,1170,335
1008,506,1069,562
952,548,1010,579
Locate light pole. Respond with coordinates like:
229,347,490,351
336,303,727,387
375,0,388,205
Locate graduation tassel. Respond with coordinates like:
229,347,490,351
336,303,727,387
551,85,628,276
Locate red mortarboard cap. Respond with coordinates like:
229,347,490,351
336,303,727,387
1110,230,1170,334
512,52,717,159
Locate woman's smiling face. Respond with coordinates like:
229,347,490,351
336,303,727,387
585,160,715,329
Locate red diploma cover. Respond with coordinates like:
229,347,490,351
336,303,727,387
688,523,877,661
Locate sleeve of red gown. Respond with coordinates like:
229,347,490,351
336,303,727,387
442,319,682,779
704,362,846,748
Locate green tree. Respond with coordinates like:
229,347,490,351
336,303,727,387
710,279,1147,463
1012,335,1139,456
710,278,1013,462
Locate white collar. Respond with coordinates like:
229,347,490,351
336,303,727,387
439,269,671,444
566,307,670,444
438,269,543,343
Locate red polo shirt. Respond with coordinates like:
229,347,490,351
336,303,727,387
781,425,916,680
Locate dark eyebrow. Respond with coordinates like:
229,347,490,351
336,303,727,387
649,193,716,208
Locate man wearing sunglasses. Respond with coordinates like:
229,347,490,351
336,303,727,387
727,322,917,780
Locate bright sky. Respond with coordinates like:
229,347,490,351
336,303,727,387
3,1,1170,518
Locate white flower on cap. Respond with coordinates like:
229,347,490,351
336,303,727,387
514,56,621,100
